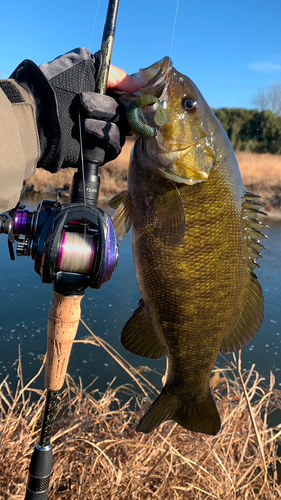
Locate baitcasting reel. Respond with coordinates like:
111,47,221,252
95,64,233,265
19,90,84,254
0,199,119,294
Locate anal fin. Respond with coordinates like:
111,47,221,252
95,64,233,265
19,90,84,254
121,301,166,359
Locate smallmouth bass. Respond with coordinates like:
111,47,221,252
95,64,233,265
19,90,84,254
109,58,266,435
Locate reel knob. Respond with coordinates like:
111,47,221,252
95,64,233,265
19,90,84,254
17,235,32,257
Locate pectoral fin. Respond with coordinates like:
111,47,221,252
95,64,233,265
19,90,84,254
121,300,166,359
150,181,185,245
108,190,132,239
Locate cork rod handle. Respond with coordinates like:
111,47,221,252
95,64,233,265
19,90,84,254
45,292,83,391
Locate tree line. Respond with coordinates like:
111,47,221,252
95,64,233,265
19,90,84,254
213,108,281,154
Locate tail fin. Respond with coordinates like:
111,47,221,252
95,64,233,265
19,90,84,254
136,387,221,436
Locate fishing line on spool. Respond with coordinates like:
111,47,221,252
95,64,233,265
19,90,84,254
58,229,95,274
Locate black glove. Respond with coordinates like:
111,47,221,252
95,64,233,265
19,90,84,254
11,48,127,173
79,91,127,165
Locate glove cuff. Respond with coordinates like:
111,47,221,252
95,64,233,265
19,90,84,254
10,59,61,169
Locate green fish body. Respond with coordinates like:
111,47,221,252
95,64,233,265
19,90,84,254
109,58,266,435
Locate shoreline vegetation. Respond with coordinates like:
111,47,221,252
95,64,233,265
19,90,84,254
25,137,281,218
1,330,281,499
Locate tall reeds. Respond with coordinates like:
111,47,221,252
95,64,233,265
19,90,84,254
0,329,280,499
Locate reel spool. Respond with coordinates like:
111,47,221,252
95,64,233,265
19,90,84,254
58,230,95,275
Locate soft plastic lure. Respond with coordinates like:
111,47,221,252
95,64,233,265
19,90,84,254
126,95,167,137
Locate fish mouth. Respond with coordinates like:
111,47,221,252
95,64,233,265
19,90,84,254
113,58,215,184
131,60,215,183
152,161,209,185
132,57,172,98
148,138,215,184
152,165,208,185
159,141,198,156
111,57,173,109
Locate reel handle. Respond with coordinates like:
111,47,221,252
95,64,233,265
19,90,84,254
45,292,83,391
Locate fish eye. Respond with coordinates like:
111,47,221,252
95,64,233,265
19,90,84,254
182,97,198,113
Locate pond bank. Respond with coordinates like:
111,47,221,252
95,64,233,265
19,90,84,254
25,143,281,219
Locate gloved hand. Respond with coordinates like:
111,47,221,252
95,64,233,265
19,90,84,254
79,91,127,166
11,48,127,173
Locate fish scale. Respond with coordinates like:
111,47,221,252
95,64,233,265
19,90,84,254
109,57,265,435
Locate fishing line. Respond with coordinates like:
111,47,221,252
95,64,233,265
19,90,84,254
78,0,102,90
77,110,88,258
78,110,87,207
58,231,95,274
78,0,102,208
169,0,180,61
83,0,102,79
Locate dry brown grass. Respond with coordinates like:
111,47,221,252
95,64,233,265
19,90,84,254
25,167,75,197
1,324,281,500
26,143,281,216
237,152,281,213
25,139,134,200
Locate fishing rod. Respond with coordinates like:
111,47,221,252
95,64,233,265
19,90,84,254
0,0,120,498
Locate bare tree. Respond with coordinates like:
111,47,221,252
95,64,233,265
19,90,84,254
251,81,281,116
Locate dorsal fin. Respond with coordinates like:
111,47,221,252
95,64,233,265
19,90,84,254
243,192,267,272
220,192,266,353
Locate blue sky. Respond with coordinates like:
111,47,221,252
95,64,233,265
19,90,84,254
0,0,280,109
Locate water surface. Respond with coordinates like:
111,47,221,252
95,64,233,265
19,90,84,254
0,194,280,396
